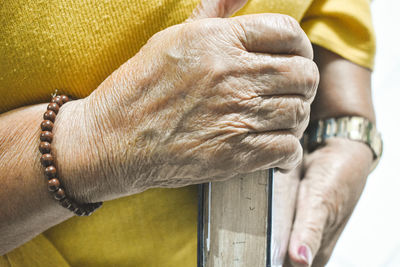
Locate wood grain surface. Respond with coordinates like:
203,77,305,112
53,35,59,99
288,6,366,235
199,170,271,267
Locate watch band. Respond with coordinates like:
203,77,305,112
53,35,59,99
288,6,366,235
305,116,383,172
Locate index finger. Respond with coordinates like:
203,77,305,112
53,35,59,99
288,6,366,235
230,13,313,59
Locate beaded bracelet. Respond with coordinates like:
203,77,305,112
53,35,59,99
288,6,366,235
39,93,103,216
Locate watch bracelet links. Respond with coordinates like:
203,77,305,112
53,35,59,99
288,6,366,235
304,116,382,172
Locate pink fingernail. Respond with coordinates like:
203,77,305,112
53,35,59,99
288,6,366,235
298,245,312,266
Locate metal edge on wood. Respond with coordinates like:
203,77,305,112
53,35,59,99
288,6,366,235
197,183,205,267
266,168,274,267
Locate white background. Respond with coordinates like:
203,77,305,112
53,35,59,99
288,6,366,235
327,1,400,266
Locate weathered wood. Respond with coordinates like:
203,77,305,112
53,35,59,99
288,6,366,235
199,169,272,267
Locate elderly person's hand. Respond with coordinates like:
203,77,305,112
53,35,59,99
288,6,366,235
184,2,377,266
60,12,318,203
284,44,376,266
284,138,372,267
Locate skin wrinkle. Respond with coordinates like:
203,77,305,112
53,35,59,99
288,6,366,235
162,127,260,180
51,101,93,202
84,101,121,196
236,95,308,136
219,55,317,101
101,54,198,189
190,69,309,134
228,18,248,51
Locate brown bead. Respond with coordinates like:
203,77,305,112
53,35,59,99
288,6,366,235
48,178,60,191
40,120,54,131
75,209,86,216
40,153,54,167
88,202,103,213
47,102,59,114
51,96,64,106
54,188,66,200
60,198,72,209
43,110,56,122
44,165,57,178
68,202,79,212
40,131,53,143
39,141,51,154
60,95,69,103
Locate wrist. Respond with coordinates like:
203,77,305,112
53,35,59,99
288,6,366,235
51,97,115,203
81,58,165,196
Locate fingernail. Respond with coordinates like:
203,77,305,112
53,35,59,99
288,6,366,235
298,245,312,266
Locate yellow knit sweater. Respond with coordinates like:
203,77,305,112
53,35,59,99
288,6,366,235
0,0,375,266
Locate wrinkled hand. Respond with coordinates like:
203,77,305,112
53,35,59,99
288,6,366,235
58,0,318,202
284,138,373,267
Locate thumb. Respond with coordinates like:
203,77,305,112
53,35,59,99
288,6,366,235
287,175,329,267
187,0,248,21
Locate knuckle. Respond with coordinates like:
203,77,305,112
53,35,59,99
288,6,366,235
207,58,232,79
281,14,300,28
293,100,310,137
200,57,234,83
277,14,302,44
274,14,313,58
228,18,248,45
273,97,309,135
322,191,343,229
292,57,319,100
278,135,303,169
306,60,319,100
290,97,302,127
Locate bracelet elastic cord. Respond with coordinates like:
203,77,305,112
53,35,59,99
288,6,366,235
39,94,103,216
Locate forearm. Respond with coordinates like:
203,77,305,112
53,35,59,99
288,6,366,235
311,45,376,124
0,103,72,254
0,99,106,255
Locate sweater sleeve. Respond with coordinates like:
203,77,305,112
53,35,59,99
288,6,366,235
301,0,376,69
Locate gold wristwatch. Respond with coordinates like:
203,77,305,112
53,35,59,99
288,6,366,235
304,116,383,172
